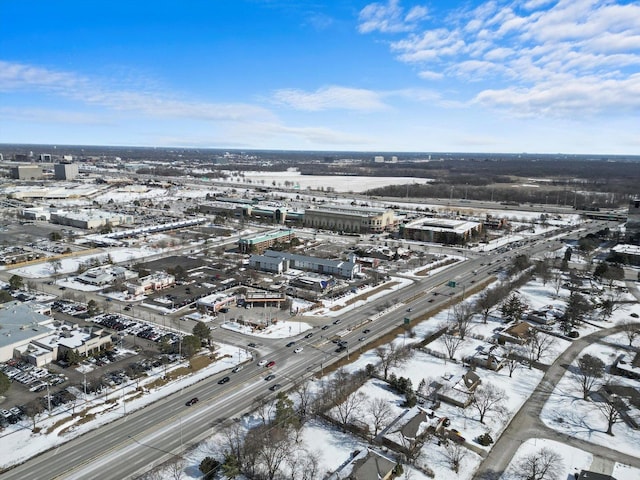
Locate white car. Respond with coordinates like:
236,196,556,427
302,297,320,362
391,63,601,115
293,347,304,354
257,360,267,366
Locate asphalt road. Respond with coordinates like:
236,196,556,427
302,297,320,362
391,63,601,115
0,220,616,479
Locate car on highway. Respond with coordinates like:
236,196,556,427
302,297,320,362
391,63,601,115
362,329,371,334
185,397,199,406
248,343,257,348
268,384,281,391
285,341,296,347
266,361,276,368
406,308,412,312
321,325,330,330
333,319,341,325
265,374,276,381
335,346,347,353
358,337,366,342
293,347,303,353
232,365,244,373
304,332,313,339
257,360,267,367
218,376,230,384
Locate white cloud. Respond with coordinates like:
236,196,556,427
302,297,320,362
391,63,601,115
271,86,388,111
362,0,640,116
418,70,444,80
358,0,428,34
0,60,274,123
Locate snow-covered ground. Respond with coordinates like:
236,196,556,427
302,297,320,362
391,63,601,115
540,334,640,458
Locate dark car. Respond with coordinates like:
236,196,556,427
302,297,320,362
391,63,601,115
304,332,314,339
185,397,199,406
321,325,330,330
247,342,257,348
264,374,276,381
363,329,371,334
268,384,281,391
218,376,230,385
333,319,341,325
335,346,347,353
285,341,296,348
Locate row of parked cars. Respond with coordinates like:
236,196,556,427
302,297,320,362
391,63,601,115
92,313,182,345
1,360,67,390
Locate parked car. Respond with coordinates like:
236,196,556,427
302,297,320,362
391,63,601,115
185,397,199,406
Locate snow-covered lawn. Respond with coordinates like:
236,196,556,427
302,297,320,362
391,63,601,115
501,438,593,480
540,334,640,458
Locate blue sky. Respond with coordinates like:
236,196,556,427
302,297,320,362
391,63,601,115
1,0,639,154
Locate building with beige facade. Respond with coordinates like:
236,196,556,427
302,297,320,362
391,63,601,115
304,206,396,234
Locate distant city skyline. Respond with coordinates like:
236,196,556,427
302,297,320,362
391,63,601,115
1,0,639,155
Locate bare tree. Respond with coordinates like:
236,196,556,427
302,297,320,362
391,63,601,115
474,286,504,323
594,388,624,436
452,302,474,339
376,344,398,380
334,391,366,426
292,380,314,420
620,319,640,347
368,397,393,439
220,422,246,470
252,394,276,425
470,383,508,424
23,399,44,430
443,442,467,473
515,447,562,480
256,426,293,480
441,333,464,360
574,354,605,400
287,449,320,480
166,457,185,480
525,330,557,368
505,347,526,377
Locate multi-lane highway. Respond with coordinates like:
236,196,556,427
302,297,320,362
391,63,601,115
0,220,614,479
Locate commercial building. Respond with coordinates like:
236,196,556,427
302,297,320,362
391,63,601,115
304,206,396,234
626,197,640,244
54,163,79,180
126,272,175,296
238,229,295,254
10,165,44,180
0,301,55,363
250,250,360,279
51,210,134,230
400,217,482,245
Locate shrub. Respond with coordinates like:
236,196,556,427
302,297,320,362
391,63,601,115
475,433,494,446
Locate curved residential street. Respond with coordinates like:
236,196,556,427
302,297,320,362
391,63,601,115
473,323,640,480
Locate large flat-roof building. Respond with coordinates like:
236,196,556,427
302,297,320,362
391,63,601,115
51,210,134,230
304,206,396,234
238,229,295,254
54,163,79,180
626,197,640,244
10,165,44,180
0,301,54,363
250,249,360,279
400,217,482,245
